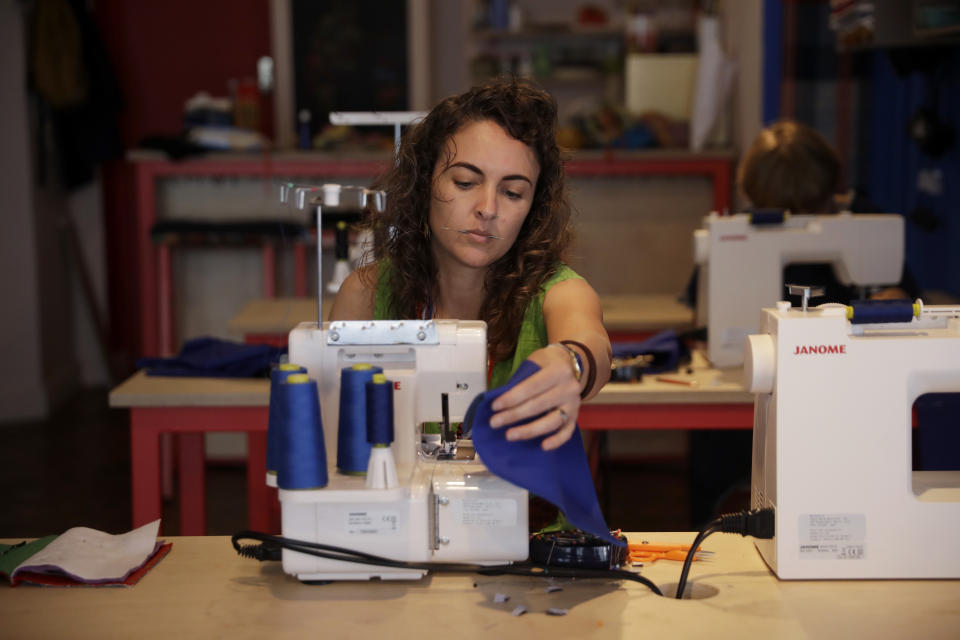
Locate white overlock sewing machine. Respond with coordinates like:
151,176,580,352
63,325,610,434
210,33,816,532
272,183,528,582
743,288,960,579
693,211,905,368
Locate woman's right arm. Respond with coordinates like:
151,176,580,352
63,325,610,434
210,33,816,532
327,264,377,321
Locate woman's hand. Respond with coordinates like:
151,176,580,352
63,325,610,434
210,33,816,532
488,344,582,450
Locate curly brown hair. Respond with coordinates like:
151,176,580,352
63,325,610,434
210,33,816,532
361,76,573,363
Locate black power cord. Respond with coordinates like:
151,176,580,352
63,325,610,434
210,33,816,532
232,530,663,596
675,508,775,599
233,507,774,600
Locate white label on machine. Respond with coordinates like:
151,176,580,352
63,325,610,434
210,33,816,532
346,510,400,535
456,498,517,527
798,513,865,560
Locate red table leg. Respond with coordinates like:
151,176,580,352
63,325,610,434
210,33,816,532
293,242,307,297
246,431,272,532
130,410,163,533
262,244,276,298
128,405,270,535
177,433,207,535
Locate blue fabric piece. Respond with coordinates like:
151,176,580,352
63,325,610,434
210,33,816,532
468,360,624,546
137,337,286,378
611,329,688,375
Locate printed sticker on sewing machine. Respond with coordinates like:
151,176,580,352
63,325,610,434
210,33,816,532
455,499,518,527
346,510,400,535
798,514,865,560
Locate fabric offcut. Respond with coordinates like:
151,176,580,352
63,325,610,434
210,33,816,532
137,337,286,378
612,328,689,375
468,360,623,546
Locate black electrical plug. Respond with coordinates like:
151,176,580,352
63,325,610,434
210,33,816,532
719,508,775,539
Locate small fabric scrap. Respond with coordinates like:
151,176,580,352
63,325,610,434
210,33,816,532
511,605,528,617
546,608,569,616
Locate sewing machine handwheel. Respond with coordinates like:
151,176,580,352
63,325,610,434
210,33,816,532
744,334,775,394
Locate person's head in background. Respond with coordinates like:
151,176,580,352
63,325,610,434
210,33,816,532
738,120,841,214
368,75,572,360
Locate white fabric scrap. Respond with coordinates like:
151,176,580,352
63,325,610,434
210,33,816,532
511,605,527,617
493,593,510,603
14,519,161,582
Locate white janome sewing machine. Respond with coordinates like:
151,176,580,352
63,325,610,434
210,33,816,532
744,290,960,579
694,211,904,368
272,184,528,582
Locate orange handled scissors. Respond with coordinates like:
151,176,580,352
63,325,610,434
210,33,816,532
627,542,713,564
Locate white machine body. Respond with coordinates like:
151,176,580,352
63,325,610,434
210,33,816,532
694,212,904,368
280,319,529,581
745,301,960,579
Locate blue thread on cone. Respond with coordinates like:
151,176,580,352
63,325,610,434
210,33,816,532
267,364,307,475
337,364,383,474
277,374,327,489
366,374,394,445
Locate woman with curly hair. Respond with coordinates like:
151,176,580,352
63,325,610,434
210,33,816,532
329,76,611,451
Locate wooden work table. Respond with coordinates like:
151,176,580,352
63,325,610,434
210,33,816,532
2,533,957,639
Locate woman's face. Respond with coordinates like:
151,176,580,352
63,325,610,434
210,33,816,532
428,119,540,272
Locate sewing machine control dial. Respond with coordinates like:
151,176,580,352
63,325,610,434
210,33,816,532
744,334,775,394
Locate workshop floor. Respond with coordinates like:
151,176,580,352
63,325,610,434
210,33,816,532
0,388,700,539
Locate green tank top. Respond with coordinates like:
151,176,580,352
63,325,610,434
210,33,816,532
373,262,583,389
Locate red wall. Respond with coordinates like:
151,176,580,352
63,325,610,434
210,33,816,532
95,0,271,144
93,1,271,364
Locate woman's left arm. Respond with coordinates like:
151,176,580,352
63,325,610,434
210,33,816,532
489,278,611,450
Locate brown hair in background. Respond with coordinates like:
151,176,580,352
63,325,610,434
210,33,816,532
738,120,841,214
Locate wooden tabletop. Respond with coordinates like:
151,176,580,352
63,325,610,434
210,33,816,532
592,349,751,405
227,297,330,334
2,532,956,639
108,370,269,408
227,294,694,336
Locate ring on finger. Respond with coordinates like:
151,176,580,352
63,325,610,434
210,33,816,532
555,407,568,424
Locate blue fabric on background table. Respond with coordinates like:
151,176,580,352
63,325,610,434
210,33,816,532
611,328,688,374
137,337,286,378
467,360,624,546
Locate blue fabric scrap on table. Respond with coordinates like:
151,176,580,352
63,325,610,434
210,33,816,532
467,360,624,546
612,328,689,375
137,337,286,378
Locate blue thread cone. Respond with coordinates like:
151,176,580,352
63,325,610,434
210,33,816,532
366,373,395,445
277,374,328,489
337,364,383,474
267,363,307,477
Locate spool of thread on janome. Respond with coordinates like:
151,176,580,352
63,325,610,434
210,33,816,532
337,363,383,475
365,373,395,446
276,374,328,490
266,363,307,487
847,299,917,325
365,373,398,490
